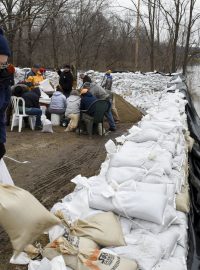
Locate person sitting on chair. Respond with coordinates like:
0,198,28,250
83,82,116,132
21,87,42,130
80,88,97,115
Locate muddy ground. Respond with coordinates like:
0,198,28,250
0,123,132,270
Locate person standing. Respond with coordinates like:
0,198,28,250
57,64,74,97
0,28,12,159
102,70,120,123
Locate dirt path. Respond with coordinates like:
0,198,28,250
0,123,131,269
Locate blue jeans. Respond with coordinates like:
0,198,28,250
25,108,42,127
105,101,116,129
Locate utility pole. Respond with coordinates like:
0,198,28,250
135,0,141,71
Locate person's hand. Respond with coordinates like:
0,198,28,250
0,143,6,159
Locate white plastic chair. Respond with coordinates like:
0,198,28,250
11,96,35,132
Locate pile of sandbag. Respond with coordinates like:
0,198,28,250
8,75,189,270
46,79,189,270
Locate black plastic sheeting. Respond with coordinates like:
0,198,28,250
177,83,200,270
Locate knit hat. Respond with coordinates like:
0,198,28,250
0,29,11,56
106,70,112,74
80,88,88,95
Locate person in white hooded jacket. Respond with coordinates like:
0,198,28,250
49,85,67,115
65,90,81,131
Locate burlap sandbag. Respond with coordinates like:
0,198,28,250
56,211,125,247
43,235,99,269
0,184,60,254
176,185,190,213
43,236,137,270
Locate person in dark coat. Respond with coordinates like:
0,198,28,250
80,88,97,116
80,74,92,86
0,28,12,160
21,87,42,129
57,64,74,97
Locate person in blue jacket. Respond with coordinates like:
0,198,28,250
0,28,12,160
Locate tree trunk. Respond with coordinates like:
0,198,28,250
182,0,194,75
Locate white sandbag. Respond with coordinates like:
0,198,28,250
0,159,14,185
42,118,53,133
126,128,161,143
169,224,188,249
10,252,30,265
154,257,187,270
157,226,180,259
51,188,91,221
51,256,69,270
106,166,147,184
159,139,176,155
173,245,188,260
112,190,168,224
131,205,177,234
111,230,163,270
109,141,172,175
28,258,51,270
87,178,168,224
105,140,117,154
140,119,182,134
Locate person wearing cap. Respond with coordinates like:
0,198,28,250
26,64,40,79
102,70,112,90
25,64,45,89
0,28,12,159
102,70,120,123
57,64,74,97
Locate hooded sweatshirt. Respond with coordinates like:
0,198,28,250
65,95,81,116
50,91,67,111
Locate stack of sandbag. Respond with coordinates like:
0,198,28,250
18,76,188,270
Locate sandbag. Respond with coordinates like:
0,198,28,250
56,212,126,247
42,118,53,133
0,184,60,254
43,235,99,269
112,230,163,270
112,190,168,225
0,159,14,185
176,185,190,213
131,205,177,234
43,236,137,270
126,128,161,143
106,166,146,184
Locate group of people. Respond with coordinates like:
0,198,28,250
0,27,120,161
11,65,120,133
48,70,120,132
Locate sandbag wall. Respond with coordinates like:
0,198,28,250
179,81,200,270
44,76,190,270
